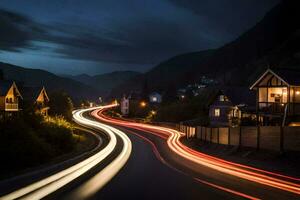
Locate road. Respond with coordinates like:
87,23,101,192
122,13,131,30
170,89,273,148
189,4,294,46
1,105,300,199
90,107,300,200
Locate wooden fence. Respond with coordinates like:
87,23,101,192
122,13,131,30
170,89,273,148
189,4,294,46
177,124,300,152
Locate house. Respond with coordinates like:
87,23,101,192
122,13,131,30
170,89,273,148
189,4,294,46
149,92,162,103
22,86,50,116
209,87,256,127
0,81,23,114
250,68,300,126
120,95,130,115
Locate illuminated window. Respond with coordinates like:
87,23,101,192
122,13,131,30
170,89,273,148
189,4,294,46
219,95,225,101
214,109,220,117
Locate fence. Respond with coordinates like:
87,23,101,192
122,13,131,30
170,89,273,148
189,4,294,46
177,124,300,152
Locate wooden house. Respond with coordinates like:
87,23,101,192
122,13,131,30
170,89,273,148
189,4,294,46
22,86,50,116
250,68,300,126
209,87,256,127
120,95,130,116
0,81,22,113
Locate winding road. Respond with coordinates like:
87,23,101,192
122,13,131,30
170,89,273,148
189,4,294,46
1,105,300,199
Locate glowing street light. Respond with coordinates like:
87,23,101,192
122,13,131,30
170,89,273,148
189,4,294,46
140,101,147,107
151,110,156,115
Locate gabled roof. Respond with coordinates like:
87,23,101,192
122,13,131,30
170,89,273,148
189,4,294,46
21,86,49,102
250,68,300,89
222,87,256,106
0,80,22,98
211,86,256,107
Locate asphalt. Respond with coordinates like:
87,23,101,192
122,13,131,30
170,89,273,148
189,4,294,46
92,128,237,200
92,123,300,200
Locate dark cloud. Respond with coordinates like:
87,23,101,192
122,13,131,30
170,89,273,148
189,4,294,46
0,9,44,51
0,0,280,74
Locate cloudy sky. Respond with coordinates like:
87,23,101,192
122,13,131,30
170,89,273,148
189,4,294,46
0,0,279,75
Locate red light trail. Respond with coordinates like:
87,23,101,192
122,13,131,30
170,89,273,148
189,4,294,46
91,106,300,196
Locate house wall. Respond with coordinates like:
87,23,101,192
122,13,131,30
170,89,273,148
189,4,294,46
37,90,46,103
6,86,18,103
149,94,162,103
120,98,129,115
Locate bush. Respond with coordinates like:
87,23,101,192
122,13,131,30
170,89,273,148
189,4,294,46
0,114,75,177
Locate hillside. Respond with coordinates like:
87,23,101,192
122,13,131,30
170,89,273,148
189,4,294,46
70,71,141,96
0,62,100,101
111,0,300,96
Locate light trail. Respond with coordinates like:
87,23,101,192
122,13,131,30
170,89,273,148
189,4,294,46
1,105,131,200
95,107,300,196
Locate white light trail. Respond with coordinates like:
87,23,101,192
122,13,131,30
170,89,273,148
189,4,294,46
1,106,131,200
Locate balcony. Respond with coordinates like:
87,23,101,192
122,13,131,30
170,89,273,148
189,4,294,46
5,103,19,111
258,102,286,114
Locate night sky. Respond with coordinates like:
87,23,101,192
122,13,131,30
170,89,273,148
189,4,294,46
0,0,279,75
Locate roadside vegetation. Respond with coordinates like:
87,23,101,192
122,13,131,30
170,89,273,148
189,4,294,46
0,92,93,179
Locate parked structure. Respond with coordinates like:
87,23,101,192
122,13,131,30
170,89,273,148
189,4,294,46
0,81,22,113
209,87,256,127
22,86,50,116
149,92,162,103
250,68,300,126
120,95,130,115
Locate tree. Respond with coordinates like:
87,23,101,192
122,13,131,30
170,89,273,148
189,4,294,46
48,91,74,120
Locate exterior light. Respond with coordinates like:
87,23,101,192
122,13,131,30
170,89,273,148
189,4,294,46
140,101,146,107
296,91,300,95
181,95,185,99
151,110,156,115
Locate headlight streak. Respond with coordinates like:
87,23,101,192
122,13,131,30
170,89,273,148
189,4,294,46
1,105,132,200
96,107,300,196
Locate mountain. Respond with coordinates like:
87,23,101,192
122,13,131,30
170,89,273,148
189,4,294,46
0,62,100,102
111,0,300,96
70,71,141,96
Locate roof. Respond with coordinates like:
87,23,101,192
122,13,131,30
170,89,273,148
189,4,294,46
250,68,300,89
21,86,48,102
0,80,14,96
211,86,256,107
0,80,22,98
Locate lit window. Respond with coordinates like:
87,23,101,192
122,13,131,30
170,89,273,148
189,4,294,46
219,95,225,101
214,109,220,117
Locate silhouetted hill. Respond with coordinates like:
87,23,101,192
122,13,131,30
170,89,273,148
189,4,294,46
111,0,300,96
70,71,141,96
0,62,100,101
